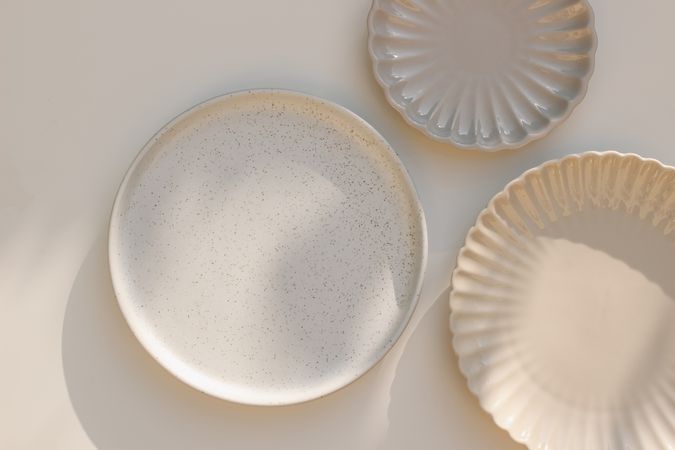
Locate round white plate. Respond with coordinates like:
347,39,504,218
109,90,427,405
368,0,597,150
450,152,675,448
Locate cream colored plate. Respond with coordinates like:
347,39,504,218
450,152,675,448
109,90,427,405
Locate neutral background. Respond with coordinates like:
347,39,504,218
2,0,674,448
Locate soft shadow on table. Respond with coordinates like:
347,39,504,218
382,287,526,450
61,230,393,450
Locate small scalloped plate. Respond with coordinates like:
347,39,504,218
109,90,427,405
368,0,597,150
450,152,675,448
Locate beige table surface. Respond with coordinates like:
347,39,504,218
2,0,674,448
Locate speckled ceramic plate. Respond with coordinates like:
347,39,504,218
450,152,675,448
109,89,427,405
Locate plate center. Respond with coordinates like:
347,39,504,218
443,2,522,74
515,209,675,406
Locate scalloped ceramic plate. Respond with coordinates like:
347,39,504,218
368,0,597,150
109,90,427,405
450,152,675,448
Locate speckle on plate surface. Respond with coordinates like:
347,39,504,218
108,89,427,405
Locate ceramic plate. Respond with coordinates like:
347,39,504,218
109,90,427,405
450,152,675,448
368,0,597,150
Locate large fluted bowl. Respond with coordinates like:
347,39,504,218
367,0,597,150
450,152,675,448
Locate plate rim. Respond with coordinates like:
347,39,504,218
108,88,428,406
448,150,675,447
366,0,599,151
